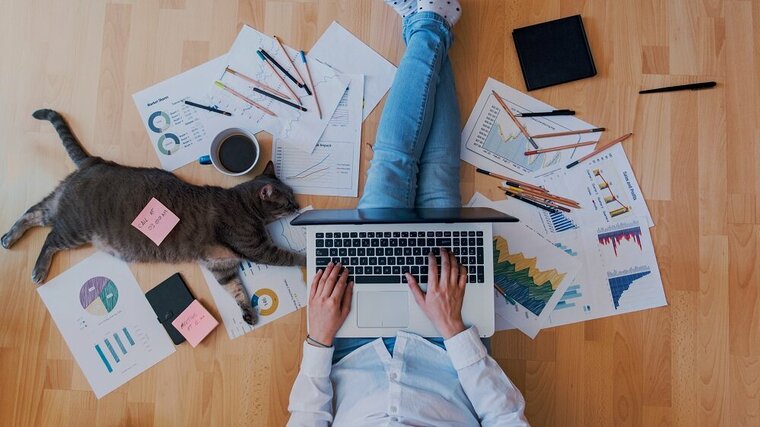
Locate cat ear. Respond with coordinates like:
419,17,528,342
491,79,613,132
259,184,274,200
262,161,276,178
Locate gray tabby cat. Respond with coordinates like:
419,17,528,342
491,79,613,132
2,109,304,325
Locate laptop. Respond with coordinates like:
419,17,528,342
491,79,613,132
291,207,518,338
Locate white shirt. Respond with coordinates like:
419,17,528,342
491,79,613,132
287,327,528,426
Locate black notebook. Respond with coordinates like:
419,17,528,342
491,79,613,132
512,15,597,91
145,273,195,345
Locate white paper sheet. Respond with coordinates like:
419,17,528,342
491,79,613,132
210,26,349,154
273,75,363,197
37,252,175,398
547,217,667,327
461,77,602,179
542,144,654,227
310,21,397,120
201,209,311,339
132,56,229,171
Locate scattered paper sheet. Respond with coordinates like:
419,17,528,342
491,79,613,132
546,217,667,327
37,252,175,398
210,25,349,154
132,56,229,171
461,77,601,179
201,209,311,339
542,144,654,227
274,74,363,197
310,21,397,120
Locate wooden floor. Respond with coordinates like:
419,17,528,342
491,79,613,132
1,0,758,425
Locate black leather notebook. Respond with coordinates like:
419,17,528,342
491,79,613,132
145,273,195,345
512,15,597,91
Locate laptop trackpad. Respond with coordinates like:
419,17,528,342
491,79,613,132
357,291,409,328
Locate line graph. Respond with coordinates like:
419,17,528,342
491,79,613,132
286,154,331,179
274,141,354,192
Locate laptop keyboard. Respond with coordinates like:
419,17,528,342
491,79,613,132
314,230,486,285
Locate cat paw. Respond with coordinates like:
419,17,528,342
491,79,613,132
31,267,48,285
241,305,257,325
1,233,12,249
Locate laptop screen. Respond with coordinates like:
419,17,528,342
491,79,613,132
290,207,519,226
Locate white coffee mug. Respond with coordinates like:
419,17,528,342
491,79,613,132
199,128,260,176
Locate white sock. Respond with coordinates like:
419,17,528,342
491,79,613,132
416,0,462,27
384,0,417,18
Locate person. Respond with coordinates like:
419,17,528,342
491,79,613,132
287,1,528,425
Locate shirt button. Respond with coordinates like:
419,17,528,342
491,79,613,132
390,372,398,380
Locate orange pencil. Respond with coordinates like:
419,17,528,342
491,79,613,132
531,127,605,139
491,90,539,149
273,35,306,86
225,67,292,100
524,140,597,156
300,50,322,119
566,133,633,169
214,81,277,117
256,50,302,105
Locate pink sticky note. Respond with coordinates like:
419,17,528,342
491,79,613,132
131,197,180,245
172,300,219,347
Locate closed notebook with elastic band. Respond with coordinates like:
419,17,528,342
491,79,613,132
145,273,195,345
512,15,597,91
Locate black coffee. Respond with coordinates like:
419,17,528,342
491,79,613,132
218,134,257,173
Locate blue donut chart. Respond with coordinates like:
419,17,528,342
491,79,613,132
148,111,171,133
157,133,181,155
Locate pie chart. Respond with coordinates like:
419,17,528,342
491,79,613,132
79,276,119,316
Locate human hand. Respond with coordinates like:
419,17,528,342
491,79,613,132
308,262,353,346
406,248,467,339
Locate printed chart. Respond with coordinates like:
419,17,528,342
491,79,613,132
461,78,600,179
597,221,643,256
490,222,578,338
80,276,119,315
202,208,312,339
37,252,175,398
607,266,652,309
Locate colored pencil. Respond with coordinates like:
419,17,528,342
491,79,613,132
475,168,547,193
566,132,633,169
225,67,292,100
256,50,302,105
300,51,322,119
491,90,539,149
504,190,557,213
253,87,307,111
273,35,311,95
499,185,577,210
183,100,231,116
516,110,575,117
259,48,305,89
494,283,509,299
524,140,597,156
214,81,277,117
531,127,606,139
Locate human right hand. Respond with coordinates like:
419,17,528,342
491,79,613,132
308,262,353,347
406,248,467,339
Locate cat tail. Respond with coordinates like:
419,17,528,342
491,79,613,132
32,109,90,167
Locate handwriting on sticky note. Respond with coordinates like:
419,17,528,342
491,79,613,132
171,300,218,347
131,197,180,245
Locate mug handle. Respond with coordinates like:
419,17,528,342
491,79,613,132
198,155,212,165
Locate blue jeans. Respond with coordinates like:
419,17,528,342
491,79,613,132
335,12,460,363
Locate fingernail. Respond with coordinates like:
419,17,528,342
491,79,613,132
317,268,323,273
328,262,333,267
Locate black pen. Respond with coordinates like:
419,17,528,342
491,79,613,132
639,81,716,94
258,48,305,89
253,87,307,112
183,100,231,116
516,109,575,117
